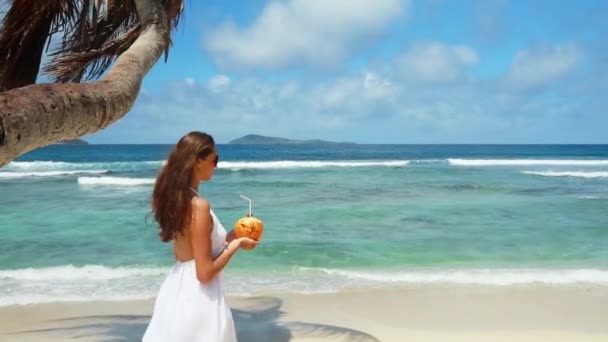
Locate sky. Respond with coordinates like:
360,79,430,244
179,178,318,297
23,1,608,143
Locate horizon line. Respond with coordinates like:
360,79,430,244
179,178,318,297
68,142,608,146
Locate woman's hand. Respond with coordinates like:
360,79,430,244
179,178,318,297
238,237,259,251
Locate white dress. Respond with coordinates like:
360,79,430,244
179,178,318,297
143,207,237,342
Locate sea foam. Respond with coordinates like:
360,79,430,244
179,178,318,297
448,159,608,166
77,177,155,186
6,160,163,172
0,265,165,306
0,170,108,178
6,160,408,172
313,268,608,286
2,265,607,306
522,171,608,178
219,160,409,169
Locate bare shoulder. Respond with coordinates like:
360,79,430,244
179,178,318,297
191,196,210,212
190,197,212,234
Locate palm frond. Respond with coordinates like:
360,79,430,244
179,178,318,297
0,0,184,87
46,25,141,82
0,0,79,90
45,0,184,82
46,0,139,82
162,0,184,61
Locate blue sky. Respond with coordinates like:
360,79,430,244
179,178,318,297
73,0,606,143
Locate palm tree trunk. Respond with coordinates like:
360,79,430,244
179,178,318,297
0,0,168,167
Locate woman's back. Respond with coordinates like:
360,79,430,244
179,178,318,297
173,228,193,261
173,205,225,261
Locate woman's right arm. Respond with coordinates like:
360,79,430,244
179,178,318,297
190,198,256,284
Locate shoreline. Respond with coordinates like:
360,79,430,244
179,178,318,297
1,285,607,341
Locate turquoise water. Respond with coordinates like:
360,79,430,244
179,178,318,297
0,144,607,305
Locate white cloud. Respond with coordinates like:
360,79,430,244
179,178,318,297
207,74,231,93
89,42,604,144
92,68,495,143
204,0,406,69
309,71,399,121
504,43,583,91
395,41,479,82
364,72,397,99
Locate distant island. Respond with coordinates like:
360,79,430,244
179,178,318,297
228,134,356,145
55,138,89,145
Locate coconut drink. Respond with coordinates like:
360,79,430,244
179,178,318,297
233,195,264,241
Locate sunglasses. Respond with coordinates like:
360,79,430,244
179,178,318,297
198,152,219,167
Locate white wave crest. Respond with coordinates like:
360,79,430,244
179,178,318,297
5,160,164,172
2,265,608,306
312,268,608,286
0,170,108,178
0,265,166,281
410,159,444,164
448,159,608,166
522,171,608,178
219,160,409,169
5,160,408,172
78,177,155,185
5,161,73,169
0,265,166,306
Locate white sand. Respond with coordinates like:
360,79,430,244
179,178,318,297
1,285,607,341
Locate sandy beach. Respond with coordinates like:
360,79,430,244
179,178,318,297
1,285,607,341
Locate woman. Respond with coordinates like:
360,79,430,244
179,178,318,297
143,131,258,341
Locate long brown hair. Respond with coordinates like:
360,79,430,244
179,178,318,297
152,131,215,242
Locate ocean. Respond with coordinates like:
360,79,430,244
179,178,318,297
1,144,607,306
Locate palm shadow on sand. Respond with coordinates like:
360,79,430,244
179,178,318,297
231,296,380,342
11,296,379,341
